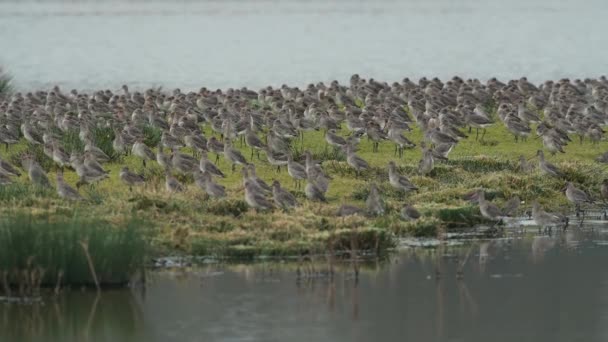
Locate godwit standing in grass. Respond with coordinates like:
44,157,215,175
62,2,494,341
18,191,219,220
56,170,83,201
194,171,225,199
465,109,493,141
199,151,225,178
325,129,347,149
272,180,299,210
184,133,207,157
165,171,184,193
388,161,418,193
161,131,183,150
418,143,434,176
23,156,50,188
132,140,155,167
119,166,145,192
366,183,385,216
207,136,224,164
401,205,421,221
248,164,271,193
84,139,110,163
244,180,273,211
70,154,108,188
263,146,288,173
336,203,364,217
346,145,369,177
224,139,247,172
245,128,265,160
21,122,43,145
171,148,198,174
287,154,307,189
0,157,20,177
305,174,327,203
537,150,563,178
518,155,533,173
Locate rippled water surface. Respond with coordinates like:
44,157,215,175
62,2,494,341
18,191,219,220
4,229,608,342
1,0,608,90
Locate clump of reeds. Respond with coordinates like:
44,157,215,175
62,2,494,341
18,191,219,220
91,126,119,161
60,129,85,155
0,66,12,100
0,213,147,296
9,143,54,172
143,125,162,147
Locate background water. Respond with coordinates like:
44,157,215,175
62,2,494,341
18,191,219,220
1,0,608,91
3,230,608,342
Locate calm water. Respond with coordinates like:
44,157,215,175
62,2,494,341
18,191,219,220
3,229,608,342
1,0,608,91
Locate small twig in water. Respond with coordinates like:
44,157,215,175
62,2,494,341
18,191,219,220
79,238,101,292
54,270,64,296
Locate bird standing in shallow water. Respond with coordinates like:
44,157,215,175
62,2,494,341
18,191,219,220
468,190,519,232
532,201,567,233
565,182,593,218
472,189,502,226
165,171,184,193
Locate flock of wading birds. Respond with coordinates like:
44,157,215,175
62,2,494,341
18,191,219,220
1,75,608,231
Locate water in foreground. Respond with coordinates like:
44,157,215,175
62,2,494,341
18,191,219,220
3,227,608,342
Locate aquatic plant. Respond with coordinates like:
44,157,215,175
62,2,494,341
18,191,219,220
0,213,147,294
